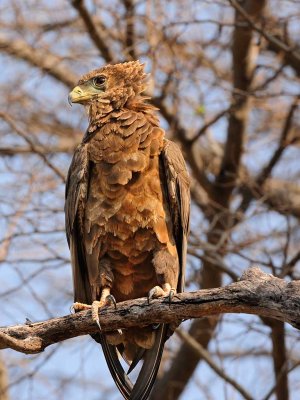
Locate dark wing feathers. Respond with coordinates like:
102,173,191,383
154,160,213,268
65,143,92,304
160,139,190,292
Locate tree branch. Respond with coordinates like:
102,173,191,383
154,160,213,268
71,0,114,62
261,319,289,400
229,0,300,64
0,112,66,183
0,34,76,87
176,329,253,400
1,267,300,355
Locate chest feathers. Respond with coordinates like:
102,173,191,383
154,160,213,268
84,109,171,251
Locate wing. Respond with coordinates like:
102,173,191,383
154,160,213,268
160,139,190,292
65,142,92,304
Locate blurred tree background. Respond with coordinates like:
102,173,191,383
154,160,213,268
0,0,300,399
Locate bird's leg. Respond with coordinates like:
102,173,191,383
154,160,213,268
91,287,117,329
72,289,118,331
72,257,120,331
89,256,118,329
148,246,179,303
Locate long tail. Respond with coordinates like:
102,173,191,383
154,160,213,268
99,324,167,400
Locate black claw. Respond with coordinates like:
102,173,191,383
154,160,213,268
107,294,117,309
147,292,153,305
95,318,102,331
147,287,157,304
152,323,160,330
168,289,176,305
25,318,33,326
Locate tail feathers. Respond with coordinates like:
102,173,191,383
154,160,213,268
127,347,146,374
100,333,133,398
100,324,167,400
129,324,167,400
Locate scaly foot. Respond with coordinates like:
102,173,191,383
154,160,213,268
92,290,117,330
148,283,176,304
72,288,118,331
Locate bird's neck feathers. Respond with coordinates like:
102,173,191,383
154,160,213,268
87,93,158,133
125,96,158,114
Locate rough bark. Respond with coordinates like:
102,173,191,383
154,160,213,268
1,267,300,356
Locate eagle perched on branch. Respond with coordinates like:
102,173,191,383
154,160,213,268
65,61,190,399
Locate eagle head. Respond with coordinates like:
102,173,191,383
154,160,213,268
68,61,148,112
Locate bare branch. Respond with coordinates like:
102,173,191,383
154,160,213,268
0,35,76,87
122,0,136,59
0,112,66,183
71,0,114,62
261,319,289,400
176,329,253,400
1,267,300,355
257,97,299,186
229,0,300,64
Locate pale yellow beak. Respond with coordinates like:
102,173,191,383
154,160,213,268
68,82,105,106
68,86,90,105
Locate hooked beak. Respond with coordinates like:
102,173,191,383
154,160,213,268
68,82,106,106
68,86,87,106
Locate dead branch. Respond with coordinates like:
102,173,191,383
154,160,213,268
1,267,299,355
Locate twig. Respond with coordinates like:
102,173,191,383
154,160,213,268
71,0,114,62
0,113,66,183
229,0,300,63
176,329,253,400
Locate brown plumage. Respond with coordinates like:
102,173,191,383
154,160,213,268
65,61,190,399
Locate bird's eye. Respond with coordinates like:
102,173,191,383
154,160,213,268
92,76,106,88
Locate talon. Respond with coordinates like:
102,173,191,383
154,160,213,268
147,288,154,304
168,288,176,304
148,286,163,304
95,319,101,330
106,294,117,309
25,318,33,326
148,284,175,303
92,301,103,331
91,288,115,331
152,323,160,330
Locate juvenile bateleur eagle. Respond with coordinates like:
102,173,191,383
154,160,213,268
65,61,190,399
